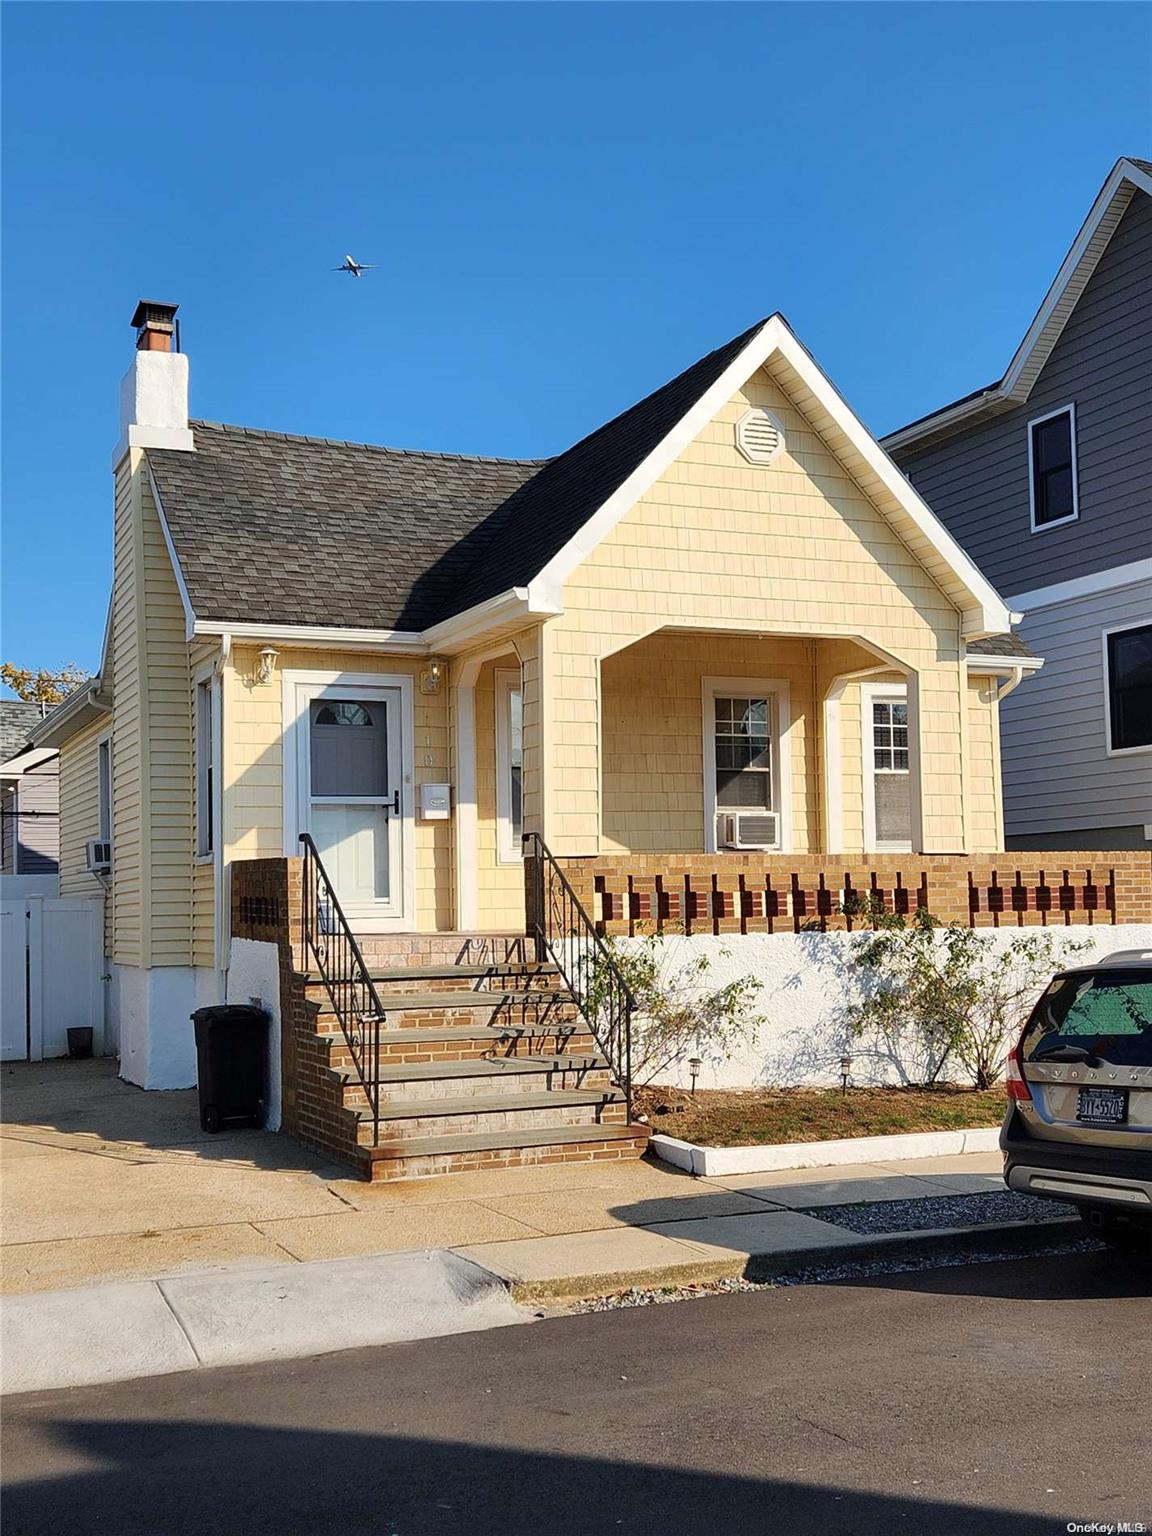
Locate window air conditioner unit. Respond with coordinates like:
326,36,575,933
85,838,112,874
719,812,779,851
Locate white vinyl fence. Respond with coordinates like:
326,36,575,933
0,896,104,1061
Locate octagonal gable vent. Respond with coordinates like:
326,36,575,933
735,407,785,466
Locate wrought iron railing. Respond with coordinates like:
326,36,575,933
299,833,383,1145
524,832,635,1118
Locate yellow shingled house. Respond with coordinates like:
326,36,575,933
33,301,1051,1175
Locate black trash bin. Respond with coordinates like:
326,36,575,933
192,1004,269,1133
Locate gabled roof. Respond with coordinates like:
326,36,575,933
146,314,1015,645
883,156,1152,452
149,425,542,631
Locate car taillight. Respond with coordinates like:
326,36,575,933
1005,1028,1033,1103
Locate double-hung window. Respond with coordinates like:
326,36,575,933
495,669,523,862
704,680,787,851
97,735,112,846
1028,405,1078,531
1105,624,1152,754
864,685,912,851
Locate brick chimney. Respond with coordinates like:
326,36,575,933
115,299,194,459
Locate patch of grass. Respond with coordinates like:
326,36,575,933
637,1083,1005,1148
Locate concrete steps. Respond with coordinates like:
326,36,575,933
291,937,648,1181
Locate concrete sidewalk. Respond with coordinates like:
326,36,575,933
3,1059,1082,1391
1,1059,1042,1301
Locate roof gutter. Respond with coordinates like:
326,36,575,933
420,585,563,654
28,682,112,750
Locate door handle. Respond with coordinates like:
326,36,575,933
389,790,400,815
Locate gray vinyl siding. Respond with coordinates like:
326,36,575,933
999,580,1152,846
893,189,1152,597
0,786,15,873
11,762,60,874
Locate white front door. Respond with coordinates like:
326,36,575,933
287,676,413,930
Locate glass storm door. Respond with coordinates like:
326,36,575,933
306,692,404,925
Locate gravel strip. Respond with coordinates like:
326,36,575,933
803,1189,1070,1234
566,1237,1103,1313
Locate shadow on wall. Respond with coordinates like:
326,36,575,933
3,1419,1078,1536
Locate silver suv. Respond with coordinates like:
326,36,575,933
1002,949,1151,1248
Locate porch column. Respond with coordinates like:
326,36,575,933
519,621,601,856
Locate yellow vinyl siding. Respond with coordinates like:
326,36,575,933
57,717,113,957
965,674,1003,853
110,455,143,963
535,367,971,854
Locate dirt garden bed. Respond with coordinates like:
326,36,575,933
635,1084,1006,1148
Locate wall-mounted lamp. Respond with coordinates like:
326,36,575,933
255,646,280,686
420,655,446,695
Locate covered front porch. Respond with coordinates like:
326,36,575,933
459,622,1003,935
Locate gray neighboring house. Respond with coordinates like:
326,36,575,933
884,156,1152,851
0,700,59,879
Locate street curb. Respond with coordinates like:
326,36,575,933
479,1215,1082,1304
650,1126,1002,1177
0,1249,525,1396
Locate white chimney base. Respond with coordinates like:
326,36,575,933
114,350,194,463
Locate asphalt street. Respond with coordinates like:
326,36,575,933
3,1250,1149,1536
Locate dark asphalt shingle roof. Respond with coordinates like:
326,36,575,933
0,701,45,762
149,426,544,630
966,632,1037,660
147,317,771,632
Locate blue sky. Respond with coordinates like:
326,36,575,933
2,2,1148,684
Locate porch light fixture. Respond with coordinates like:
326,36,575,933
420,655,446,695
255,646,279,685
688,1056,702,1097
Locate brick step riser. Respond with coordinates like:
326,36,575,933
356,1102,627,1146
350,936,533,967
366,1133,648,1182
342,1068,614,1109
370,979,562,998
324,1035,600,1069
310,1004,581,1035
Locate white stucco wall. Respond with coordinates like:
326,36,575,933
225,938,282,1131
621,925,1152,1090
115,963,220,1090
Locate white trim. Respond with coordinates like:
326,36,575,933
883,159,1152,450
194,619,425,651
701,677,792,854
1027,403,1079,534
147,465,197,641
423,587,562,654
965,653,1044,674
1102,623,1152,758
1005,558,1152,613
526,315,1011,637
860,681,913,854
281,669,416,932
28,683,111,750
494,667,523,865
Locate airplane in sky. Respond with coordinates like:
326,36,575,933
332,255,378,277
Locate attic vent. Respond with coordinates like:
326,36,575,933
735,407,785,466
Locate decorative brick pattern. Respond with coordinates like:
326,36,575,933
541,850,1152,937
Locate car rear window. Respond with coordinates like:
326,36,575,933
1022,968,1152,1065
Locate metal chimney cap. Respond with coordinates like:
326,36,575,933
130,300,179,331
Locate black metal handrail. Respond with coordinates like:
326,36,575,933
299,833,383,1145
523,831,635,1118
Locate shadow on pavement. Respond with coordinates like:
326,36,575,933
2,1418,1074,1536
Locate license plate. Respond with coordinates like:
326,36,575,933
1076,1086,1129,1126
